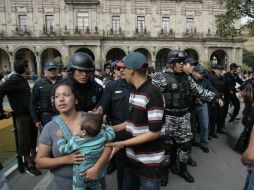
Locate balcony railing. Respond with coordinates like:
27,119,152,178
158,29,175,38
64,0,99,5
1,25,243,40
14,25,32,37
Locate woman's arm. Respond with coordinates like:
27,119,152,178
241,127,254,164
35,144,84,169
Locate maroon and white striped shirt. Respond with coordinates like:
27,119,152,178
125,79,165,180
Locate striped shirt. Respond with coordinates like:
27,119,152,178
126,79,165,180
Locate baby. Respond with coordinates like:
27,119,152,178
56,113,115,190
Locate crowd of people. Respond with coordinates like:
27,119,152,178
0,50,254,190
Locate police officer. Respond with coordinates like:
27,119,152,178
99,60,132,190
153,50,222,184
55,52,103,112
30,61,61,130
101,62,113,85
224,63,243,123
208,64,226,137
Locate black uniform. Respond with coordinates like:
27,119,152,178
53,76,103,112
30,76,61,126
224,72,243,121
208,72,226,134
99,79,132,190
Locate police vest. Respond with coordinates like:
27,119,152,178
212,74,225,94
163,72,191,110
38,78,54,112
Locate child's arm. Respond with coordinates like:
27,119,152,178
57,136,79,155
103,125,115,141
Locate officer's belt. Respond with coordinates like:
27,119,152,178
165,108,189,117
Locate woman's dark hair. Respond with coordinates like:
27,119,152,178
14,60,28,74
81,113,102,137
54,81,79,101
242,82,254,107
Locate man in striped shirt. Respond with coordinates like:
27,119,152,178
107,52,165,190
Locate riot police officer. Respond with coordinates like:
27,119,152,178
55,52,103,112
153,50,222,184
30,61,61,130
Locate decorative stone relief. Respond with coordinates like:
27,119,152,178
44,7,54,13
17,7,27,13
110,8,120,14
136,9,146,15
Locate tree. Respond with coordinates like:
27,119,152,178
216,0,254,37
243,48,254,69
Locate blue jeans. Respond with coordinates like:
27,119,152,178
122,169,160,190
244,169,254,190
196,103,209,148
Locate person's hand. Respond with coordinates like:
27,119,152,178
64,151,84,164
89,106,103,115
35,122,43,129
105,141,124,159
218,98,224,107
55,129,64,137
80,166,99,181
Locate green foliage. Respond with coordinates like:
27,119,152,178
243,48,254,69
241,63,252,72
52,56,63,69
216,0,254,37
202,60,212,69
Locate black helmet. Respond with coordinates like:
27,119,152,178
167,50,187,65
69,52,94,71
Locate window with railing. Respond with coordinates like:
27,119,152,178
77,12,89,33
45,15,54,33
19,15,27,32
112,16,120,33
162,17,169,33
186,18,194,33
137,16,145,33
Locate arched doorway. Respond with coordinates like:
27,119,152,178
134,48,152,65
155,48,171,71
41,48,62,71
75,48,95,60
210,49,228,66
184,48,199,61
105,48,126,62
15,48,37,73
0,49,10,72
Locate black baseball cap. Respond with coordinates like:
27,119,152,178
230,63,239,69
44,61,57,70
185,57,198,66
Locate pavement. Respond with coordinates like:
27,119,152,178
6,105,248,190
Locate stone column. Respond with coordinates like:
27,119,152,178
36,55,41,77
95,45,102,68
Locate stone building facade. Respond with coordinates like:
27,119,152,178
0,0,245,76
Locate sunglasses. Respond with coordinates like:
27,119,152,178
115,67,126,71
48,68,57,71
